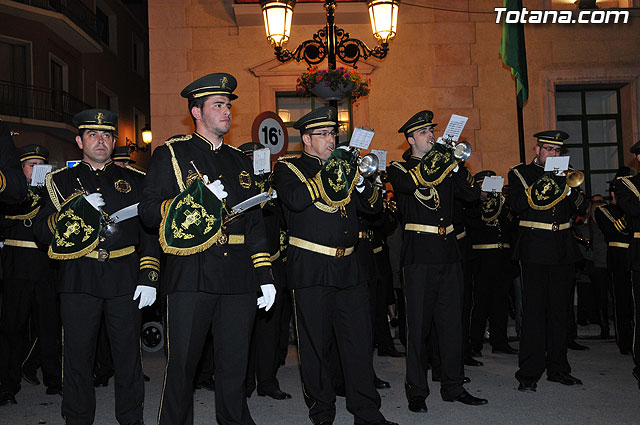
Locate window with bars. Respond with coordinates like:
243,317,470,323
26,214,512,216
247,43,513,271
555,85,623,197
275,93,352,155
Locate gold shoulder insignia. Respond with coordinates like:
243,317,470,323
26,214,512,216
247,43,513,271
509,163,524,171
46,167,70,211
227,144,243,153
277,154,299,162
390,161,408,173
165,135,192,145
126,165,146,175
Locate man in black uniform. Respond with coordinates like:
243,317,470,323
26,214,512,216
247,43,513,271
0,145,61,405
509,130,586,392
240,142,292,401
387,110,486,413
468,170,518,356
272,106,397,425
596,166,633,355
612,140,640,389
138,73,276,424
34,109,160,425
0,122,27,203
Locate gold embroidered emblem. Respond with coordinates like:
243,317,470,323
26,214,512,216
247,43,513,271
148,271,159,282
96,112,104,124
115,179,131,193
239,171,252,189
327,109,334,120
221,76,228,88
55,208,95,248
170,194,219,240
424,112,430,122
325,158,353,192
185,170,202,187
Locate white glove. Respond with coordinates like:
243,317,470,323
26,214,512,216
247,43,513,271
257,284,276,311
435,136,446,145
567,187,572,196
84,193,104,210
270,189,278,199
336,145,350,152
355,175,365,193
133,285,157,309
453,165,460,173
203,175,228,201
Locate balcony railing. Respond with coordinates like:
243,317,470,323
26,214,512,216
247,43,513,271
12,0,99,42
0,80,92,126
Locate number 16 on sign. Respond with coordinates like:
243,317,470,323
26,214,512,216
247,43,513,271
251,111,289,161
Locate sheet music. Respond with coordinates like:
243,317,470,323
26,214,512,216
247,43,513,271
481,176,504,193
348,127,375,150
253,148,271,175
544,156,570,173
442,114,468,142
370,149,387,171
30,164,52,186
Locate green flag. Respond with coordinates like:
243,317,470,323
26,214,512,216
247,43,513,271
499,0,529,106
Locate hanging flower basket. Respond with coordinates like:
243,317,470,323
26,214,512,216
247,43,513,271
296,66,370,103
311,81,355,101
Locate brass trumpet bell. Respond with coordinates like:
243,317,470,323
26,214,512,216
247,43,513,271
358,153,379,178
567,170,584,188
453,141,472,162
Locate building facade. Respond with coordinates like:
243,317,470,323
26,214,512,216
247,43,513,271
148,0,640,195
0,0,151,169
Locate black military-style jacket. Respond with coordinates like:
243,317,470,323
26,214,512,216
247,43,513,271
467,194,516,260
262,197,287,289
138,133,273,295
33,161,160,297
387,156,480,266
508,161,586,265
0,123,27,204
0,187,51,281
272,152,382,289
613,175,640,271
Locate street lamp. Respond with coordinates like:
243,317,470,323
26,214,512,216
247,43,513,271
260,0,399,70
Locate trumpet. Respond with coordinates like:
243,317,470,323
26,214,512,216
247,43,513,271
439,137,472,162
567,169,585,188
555,169,585,188
328,146,380,178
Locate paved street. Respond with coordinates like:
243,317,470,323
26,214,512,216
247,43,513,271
2,326,639,425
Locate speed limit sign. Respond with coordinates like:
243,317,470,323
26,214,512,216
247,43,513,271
251,111,289,161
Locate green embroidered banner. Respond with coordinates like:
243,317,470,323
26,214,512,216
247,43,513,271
526,172,568,210
160,178,223,255
417,143,457,187
316,148,359,208
49,191,101,260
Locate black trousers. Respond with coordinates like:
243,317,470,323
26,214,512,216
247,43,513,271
158,291,256,425
631,271,640,371
470,251,511,350
403,262,464,401
373,275,396,354
0,276,60,394
59,293,143,425
293,283,383,425
612,267,633,352
516,262,573,383
461,258,474,359
246,285,285,394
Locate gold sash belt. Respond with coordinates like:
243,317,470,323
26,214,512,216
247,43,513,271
270,250,281,262
519,220,570,231
3,239,38,249
86,246,136,261
289,236,354,258
405,223,454,236
472,243,511,250
609,241,630,248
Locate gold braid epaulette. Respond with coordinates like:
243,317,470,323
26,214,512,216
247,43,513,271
165,140,186,192
126,165,146,175
46,167,69,211
619,177,640,200
227,144,243,153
